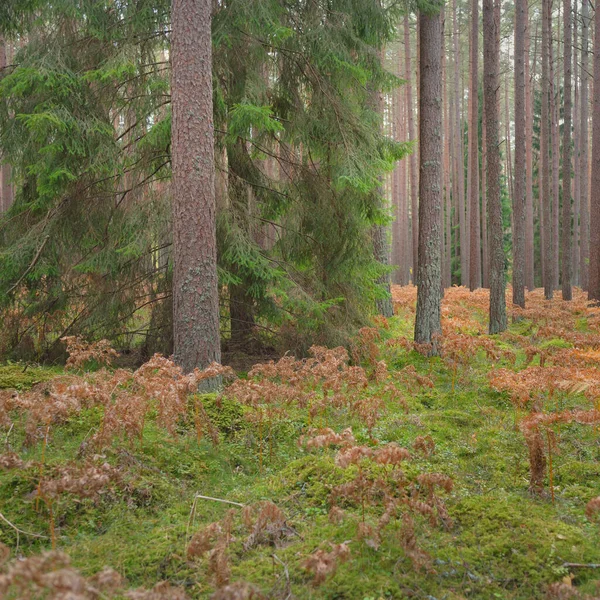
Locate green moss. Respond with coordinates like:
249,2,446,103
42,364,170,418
0,362,61,390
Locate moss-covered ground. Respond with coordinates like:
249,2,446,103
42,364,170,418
1,287,600,599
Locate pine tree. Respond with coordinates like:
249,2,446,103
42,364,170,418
561,0,572,300
484,0,507,332
414,4,443,352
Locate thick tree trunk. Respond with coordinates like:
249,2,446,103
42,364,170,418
580,0,591,290
171,0,221,377
414,9,443,351
562,0,573,300
541,0,553,299
589,0,600,300
483,0,507,333
513,0,527,307
469,0,481,290
405,15,419,285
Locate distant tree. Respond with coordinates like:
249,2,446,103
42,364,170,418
589,0,600,300
468,0,481,291
513,0,527,307
580,0,591,290
561,0,572,301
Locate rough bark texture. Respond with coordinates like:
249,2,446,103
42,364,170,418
468,0,481,290
550,24,560,291
483,0,507,333
482,94,489,287
541,0,553,299
581,0,591,291
561,0,572,300
513,0,526,307
589,0,600,300
405,15,419,285
572,11,580,286
171,0,222,376
525,10,535,290
414,9,443,351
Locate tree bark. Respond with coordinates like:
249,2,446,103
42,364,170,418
469,0,481,290
171,0,222,377
483,0,507,332
580,0,591,290
572,8,580,286
562,0,573,300
513,0,527,307
405,15,419,285
550,16,560,291
525,15,535,290
414,8,443,351
541,0,553,299
589,0,600,300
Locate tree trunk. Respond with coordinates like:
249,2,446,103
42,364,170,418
414,8,443,351
171,0,221,378
572,8,580,286
0,37,13,213
525,15,535,290
513,0,527,307
469,0,481,290
589,0,600,300
541,0,553,299
580,0,590,290
482,97,489,287
562,0,573,300
404,15,419,285
550,17,560,291
483,0,507,333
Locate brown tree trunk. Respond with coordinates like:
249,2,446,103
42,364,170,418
541,0,553,299
443,23,452,290
589,0,600,300
414,9,443,350
405,15,419,285
550,16,560,291
452,0,467,287
580,0,591,290
482,97,489,287
572,9,580,286
484,0,507,333
525,16,535,290
562,0,573,300
513,0,527,307
469,0,481,290
171,0,221,377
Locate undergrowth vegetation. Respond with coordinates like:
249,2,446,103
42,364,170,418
1,286,600,599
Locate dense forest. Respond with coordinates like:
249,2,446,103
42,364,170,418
1,0,600,598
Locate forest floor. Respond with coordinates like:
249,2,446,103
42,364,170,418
1,286,600,600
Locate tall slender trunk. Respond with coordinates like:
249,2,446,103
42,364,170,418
482,97,489,287
542,0,553,299
0,37,12,213
525,14,535,290
443,26,452,289
550,13,560,291
572,7,580,286
580,0,590,290
404,15,418,285
414,9,443,350
589,0,600,299
513,0,527,307
172,0,221,378
469,0,481,289
452,0,467,286
484,0,507,332
562,0,573,300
